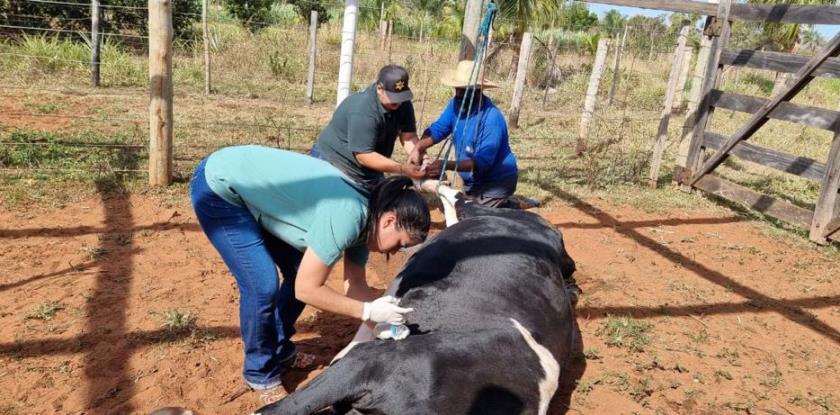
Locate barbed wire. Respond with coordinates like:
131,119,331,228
0,141,146,148
0,85,147,97
0,167,147,173
21,0,147,10
0,52,148,67
1,6,688,179
0,23,148,38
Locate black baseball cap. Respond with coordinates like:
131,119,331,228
376,65,413,103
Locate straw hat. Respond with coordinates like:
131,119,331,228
440,60,498,89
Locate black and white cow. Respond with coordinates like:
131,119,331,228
254,198,578,415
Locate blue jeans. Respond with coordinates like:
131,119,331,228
189,158,304,389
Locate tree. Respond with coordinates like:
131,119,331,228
746,0,834,94
559,2,598,32
800,26,825,52
222,0,275,29
496,0,560,79
433,0,464,39
286,0,329,24
2,0,200,41
624,15,668,57
600,9,625,38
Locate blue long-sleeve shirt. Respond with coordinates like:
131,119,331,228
423,95,517,191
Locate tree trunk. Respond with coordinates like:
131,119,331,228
508,31,522,80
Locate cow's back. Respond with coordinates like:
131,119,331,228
395,209,575,364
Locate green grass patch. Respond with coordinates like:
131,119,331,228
0,129,144,180
162,309,196,333
25,301,63,321
0,34,146,86
759,368,783,388
598,315,653,352
583,347,602,360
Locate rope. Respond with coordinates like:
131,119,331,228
434,1,497,191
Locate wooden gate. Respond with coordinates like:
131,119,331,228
674,0,840,244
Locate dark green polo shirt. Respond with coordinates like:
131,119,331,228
315,85,416,194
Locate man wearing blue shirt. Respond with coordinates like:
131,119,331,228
410,60,518,208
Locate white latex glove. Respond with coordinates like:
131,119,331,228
361,295,414,325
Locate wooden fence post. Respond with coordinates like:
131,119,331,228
648,22,690,188
387,20,393,63
90,0,101,87
419,12,426,44
148,0,174,186
673,46,693,110
336,0,358,106
675,36,711,179
648,29,656,61
509,32,533,129
809,129,840,243
459,0,484,60
418,41,432,127
683,1,733,183
379,1,386,50
607,25,627,106
577,38,610,156
541,35,557,110
202,0,211,94
306,11,318,105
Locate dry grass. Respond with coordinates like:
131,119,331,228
0,22,837,244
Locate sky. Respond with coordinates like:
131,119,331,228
586,3,840,39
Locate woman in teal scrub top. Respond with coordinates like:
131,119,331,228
189,145,430,398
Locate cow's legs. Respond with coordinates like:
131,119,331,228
414,179,460,227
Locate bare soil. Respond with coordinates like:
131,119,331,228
1,189,838,415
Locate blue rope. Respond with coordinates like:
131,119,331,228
436,1,497,185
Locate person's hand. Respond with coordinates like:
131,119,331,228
400,162,427,180
424,160,444,178
362,295,414,324
408,147,425,166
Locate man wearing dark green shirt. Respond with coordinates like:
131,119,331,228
312,65,425,194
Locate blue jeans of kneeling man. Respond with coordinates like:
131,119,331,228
190,158,304,390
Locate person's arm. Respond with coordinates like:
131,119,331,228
400,131,420,157
343,254,377,302
299,209,413,324
295,247,365,319
409,100,456,165
354,151,426,179
296,249,412,323
398,102,419,156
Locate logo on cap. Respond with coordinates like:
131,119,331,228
395,80,405,91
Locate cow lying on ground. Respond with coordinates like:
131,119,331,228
254,195,578,415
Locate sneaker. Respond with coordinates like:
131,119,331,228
258,385,287,405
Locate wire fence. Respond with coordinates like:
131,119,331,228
0,2,691,184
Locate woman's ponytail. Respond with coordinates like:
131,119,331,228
366,176,431,244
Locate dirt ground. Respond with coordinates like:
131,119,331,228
1,187,838,415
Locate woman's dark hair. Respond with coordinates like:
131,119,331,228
366,175,431,244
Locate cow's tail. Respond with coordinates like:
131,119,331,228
252,357,366,415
